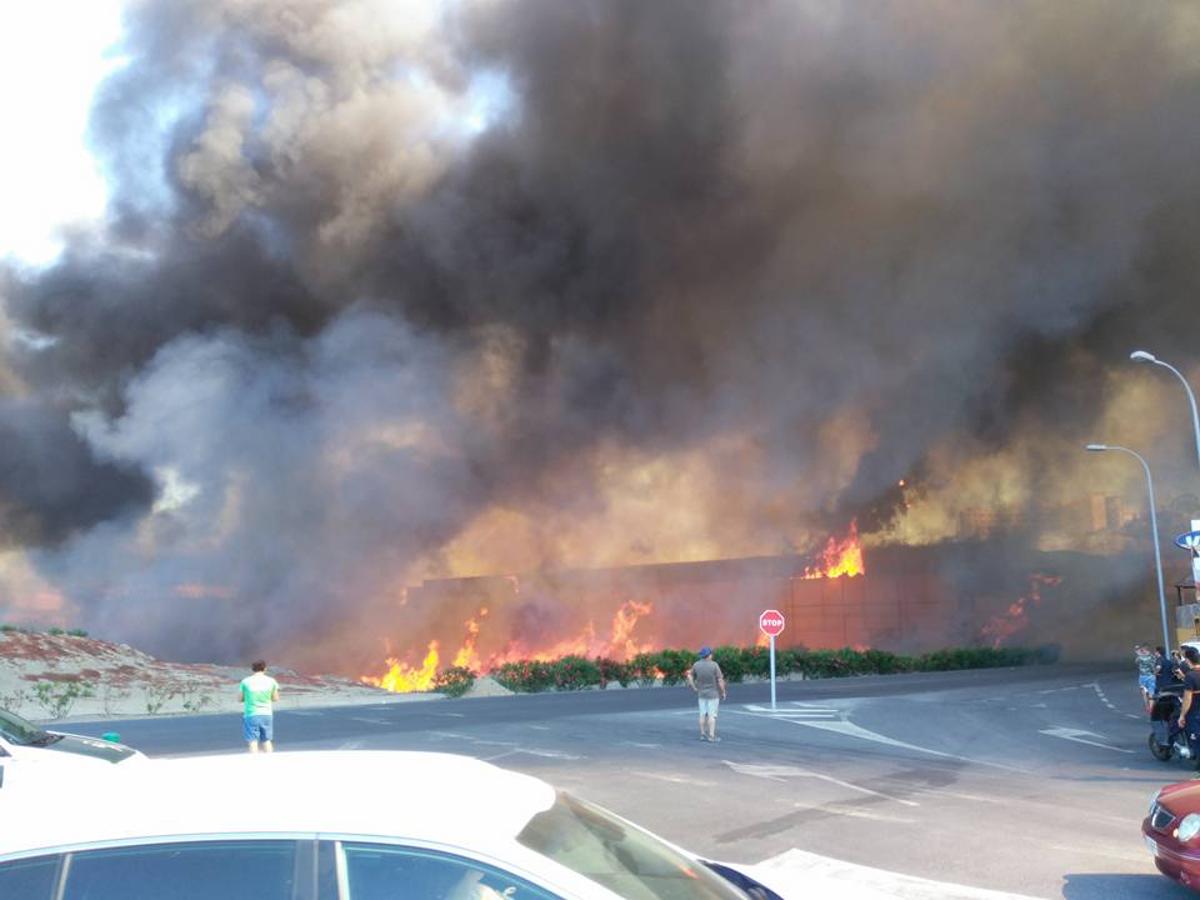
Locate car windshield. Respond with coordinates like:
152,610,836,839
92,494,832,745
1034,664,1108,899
517,791,749,900
0,707,51,746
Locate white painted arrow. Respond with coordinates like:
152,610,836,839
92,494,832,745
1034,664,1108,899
722,760,919,806
1038,726,1134,753
735,707,1029,772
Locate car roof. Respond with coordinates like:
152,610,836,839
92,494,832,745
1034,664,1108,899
0,751,556,857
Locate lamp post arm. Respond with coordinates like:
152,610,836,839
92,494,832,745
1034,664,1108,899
1117,446,1172,653
1155,359,1200,472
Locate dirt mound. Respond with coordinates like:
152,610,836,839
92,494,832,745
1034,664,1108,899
0,631,415,722
463,675,514,698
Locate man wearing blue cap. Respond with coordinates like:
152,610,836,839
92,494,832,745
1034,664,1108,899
686,646,727,742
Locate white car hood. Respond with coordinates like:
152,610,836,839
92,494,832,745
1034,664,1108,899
731,849,1040,899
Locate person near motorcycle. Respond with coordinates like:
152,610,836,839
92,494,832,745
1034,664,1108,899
1177,646,1200,774
1137,644,1157,710
1156,645,1184,693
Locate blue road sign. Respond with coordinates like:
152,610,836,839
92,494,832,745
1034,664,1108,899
1175,530,1200,551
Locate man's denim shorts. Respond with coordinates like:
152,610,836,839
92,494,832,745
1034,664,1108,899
1140,674,1156,695
698,697,720,717
243,714,274,742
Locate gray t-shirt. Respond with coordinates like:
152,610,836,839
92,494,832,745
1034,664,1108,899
691,659,724,700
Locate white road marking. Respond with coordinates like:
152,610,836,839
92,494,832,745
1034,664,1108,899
1087,680,1127,715
1037,684,1089,695
722,760,920,807
817,803,918,824
1038,726,1134,753
632,771,717,786
622,741,663,749
515,748,582,759
348,717,390,725
735,704,1029,772
744,703,839,719
436,712,466,718
786,718,1028,772
482,747,582,762
482,750,518,762
911,788,1002,803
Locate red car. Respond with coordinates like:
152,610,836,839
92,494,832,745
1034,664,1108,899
1144,780,1200,889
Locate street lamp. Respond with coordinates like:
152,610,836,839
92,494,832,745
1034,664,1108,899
1130,350,1200,471
1085,443,1171,652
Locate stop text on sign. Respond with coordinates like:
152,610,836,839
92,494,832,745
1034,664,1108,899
759,609,785,637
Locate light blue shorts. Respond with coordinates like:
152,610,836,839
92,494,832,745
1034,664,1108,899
243,714,274,743
698,697,720,718
1140,674,1155,696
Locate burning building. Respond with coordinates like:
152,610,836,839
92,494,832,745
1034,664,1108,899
0,2,1198,677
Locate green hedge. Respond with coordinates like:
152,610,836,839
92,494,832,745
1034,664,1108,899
451,643,1058,694
595,657,633,688
432,666,476,698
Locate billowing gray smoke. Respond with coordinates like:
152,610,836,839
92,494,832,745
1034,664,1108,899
1,0,1198,669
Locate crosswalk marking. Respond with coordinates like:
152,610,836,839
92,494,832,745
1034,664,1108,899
742,703,839,719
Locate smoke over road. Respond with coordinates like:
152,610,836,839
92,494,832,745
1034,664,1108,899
1,0,1199,669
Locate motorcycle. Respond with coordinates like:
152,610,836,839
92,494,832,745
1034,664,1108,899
1149,688,1193,762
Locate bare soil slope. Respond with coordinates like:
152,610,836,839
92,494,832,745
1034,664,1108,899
0,631,419,722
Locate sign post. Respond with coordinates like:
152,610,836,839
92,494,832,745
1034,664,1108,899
1175,520,1200,642
758,609,786,710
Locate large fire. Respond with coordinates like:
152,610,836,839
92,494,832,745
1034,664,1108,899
802,520,865,579
364,525,866,692
364,641,442,693
363,598,657,692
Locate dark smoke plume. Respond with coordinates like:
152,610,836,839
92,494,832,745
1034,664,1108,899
0,400,152,545
2,0,1199,667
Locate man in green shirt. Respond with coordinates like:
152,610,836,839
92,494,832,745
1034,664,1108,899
239,660,280,753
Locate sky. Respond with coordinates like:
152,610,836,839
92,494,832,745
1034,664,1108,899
0,0,125,266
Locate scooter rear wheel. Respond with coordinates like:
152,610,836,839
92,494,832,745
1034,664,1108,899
1149,732,1174,761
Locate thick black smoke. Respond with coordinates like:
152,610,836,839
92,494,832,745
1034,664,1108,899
0,400,153,545
2,0,1199,666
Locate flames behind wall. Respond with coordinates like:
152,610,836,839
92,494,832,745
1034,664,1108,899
362,534,1166,691
0,1,1198,671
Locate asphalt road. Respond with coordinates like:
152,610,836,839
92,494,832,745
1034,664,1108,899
65,665,1194,899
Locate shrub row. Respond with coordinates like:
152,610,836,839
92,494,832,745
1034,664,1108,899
437,643,1059,696
432,666,476,698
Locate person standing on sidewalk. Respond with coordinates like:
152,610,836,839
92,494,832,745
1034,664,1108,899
239,660,280,753
686,646,726,743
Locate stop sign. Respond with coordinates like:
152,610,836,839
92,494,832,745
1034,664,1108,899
759,609,785,637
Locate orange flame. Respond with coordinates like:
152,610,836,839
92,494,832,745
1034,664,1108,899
610,599,653,659
361,640,440,692
803,521,865,579
451,607,487,670
980,573,1062,648
364,599,656,692
363,526,864,692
